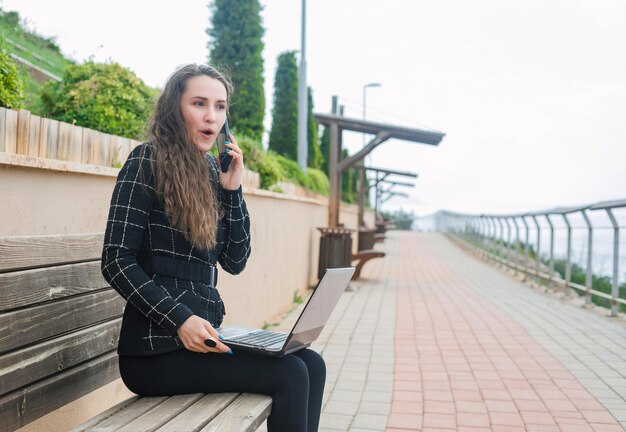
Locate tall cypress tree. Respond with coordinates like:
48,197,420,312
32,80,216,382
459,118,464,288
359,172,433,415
307,86,323,169
207,0,265,141
268,51,298,159
320,126,330,175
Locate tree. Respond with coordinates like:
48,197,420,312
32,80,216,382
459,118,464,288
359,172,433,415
40,62,157,139
207,0,265,141
320,126,330,175
268,51,298,159
307,86,323,169
0,40,25,109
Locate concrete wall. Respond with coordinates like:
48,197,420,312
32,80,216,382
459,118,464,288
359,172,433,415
1,153,373,432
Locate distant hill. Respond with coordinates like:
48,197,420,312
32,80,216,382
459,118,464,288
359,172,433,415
0,8,73,114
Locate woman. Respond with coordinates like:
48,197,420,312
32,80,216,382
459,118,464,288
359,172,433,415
101,64,325,431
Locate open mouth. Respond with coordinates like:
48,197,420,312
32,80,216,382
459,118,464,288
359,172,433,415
200,130,214,139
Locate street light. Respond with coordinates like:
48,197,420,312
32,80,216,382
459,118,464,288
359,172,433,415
362,82,381,122
362,81,381,153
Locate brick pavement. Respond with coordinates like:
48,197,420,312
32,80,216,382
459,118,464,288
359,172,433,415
259,231,625,431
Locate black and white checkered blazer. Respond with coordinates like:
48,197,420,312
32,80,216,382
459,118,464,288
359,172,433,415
101,143,251,356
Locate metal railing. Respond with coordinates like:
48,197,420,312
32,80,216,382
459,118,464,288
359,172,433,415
422,199,626,316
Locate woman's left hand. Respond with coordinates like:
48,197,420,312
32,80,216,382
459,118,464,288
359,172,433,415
218,132,244,191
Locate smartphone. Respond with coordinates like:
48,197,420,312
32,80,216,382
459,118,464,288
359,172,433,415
216,118,232,173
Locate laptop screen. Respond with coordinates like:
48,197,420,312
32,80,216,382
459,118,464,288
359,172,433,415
290,268,354,335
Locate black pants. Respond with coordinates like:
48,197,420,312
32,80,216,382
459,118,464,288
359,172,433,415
119,348,326,432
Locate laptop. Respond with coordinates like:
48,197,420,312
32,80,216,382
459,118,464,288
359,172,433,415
217,267,355,357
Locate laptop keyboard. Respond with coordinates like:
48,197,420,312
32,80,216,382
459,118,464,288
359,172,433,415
229,330,288,348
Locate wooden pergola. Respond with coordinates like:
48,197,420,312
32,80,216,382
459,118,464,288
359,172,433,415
360,166,417,226
314,113,445,226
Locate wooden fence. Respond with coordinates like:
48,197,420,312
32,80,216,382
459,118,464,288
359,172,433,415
0,107,260,188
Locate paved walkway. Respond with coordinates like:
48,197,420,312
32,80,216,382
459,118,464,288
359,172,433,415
263,232,626,431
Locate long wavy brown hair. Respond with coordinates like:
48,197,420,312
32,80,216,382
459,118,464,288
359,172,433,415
146,64,233,250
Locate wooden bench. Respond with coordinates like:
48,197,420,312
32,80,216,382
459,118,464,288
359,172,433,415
351,250,385,279
350,228,386,279
0,233,271,432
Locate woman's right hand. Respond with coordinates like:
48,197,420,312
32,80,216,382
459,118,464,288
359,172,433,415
176,315,232,354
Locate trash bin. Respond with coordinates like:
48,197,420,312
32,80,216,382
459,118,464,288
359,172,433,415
358,227,377,250
317,227,354,279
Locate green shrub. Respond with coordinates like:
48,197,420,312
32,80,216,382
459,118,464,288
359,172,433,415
40,61,158,139
0,42,25,109
274,153,306,186
256,151,284,189
304,168,329,196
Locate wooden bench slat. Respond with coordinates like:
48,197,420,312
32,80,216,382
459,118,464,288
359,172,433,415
70,396,140,432
199,393,272,432
0,320,120,395
78,396,169,432
155,393,240,432
0,233,104,272
0,289,123,355
115,394,205,432
0,261,108,312
0,351,119,432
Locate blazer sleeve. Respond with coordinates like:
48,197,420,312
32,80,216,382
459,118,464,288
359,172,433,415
101,145,194,334
217,185,252,275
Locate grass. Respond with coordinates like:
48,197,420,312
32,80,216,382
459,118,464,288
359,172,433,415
0,16,71,78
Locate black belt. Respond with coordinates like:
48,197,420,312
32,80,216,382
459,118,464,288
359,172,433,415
138,256,217,288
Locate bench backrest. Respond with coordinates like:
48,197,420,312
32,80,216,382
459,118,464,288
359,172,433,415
0,233,124,432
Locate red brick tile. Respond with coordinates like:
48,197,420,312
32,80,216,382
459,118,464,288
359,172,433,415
541,398,577,411
423,390,454,402
489,412,524,426
571,399,606,411
524,425,560,432
423,400,455,415
394,390,422,402
554,423,593,431
422,380,451,391
458,427,492,432
492,426,526,432
481,389,512,401
387,412,423,429
509,388,541,400
456,400,488,414
590,424,626,432
477,379,507,390
419,428,456,432
551,410,584,420
520,411,557,425
457,412,491,427
423,412,457,429
515,399,548,412
485,399,518,413
394,380,422,391
580,410,619,424
391,400,423,414
453,389,484,401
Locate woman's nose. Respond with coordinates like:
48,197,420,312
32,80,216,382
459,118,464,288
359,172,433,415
203,107,216,122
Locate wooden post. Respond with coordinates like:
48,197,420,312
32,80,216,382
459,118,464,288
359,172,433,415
27,114,41,157
45,119,60,160
16,109,31,156
101,133,112,167
0,107,18,153
328,122,340,227
357,162,366,227
58,121,71,161
69,125,83,162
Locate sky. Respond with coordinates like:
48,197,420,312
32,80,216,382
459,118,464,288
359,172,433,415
3,0,626,217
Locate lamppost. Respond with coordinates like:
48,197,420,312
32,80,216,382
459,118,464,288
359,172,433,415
363,82,381,149
362,82,381,125
297,0,308,171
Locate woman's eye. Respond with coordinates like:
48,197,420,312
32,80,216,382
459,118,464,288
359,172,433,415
217,104,226,111
193,101,205,107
